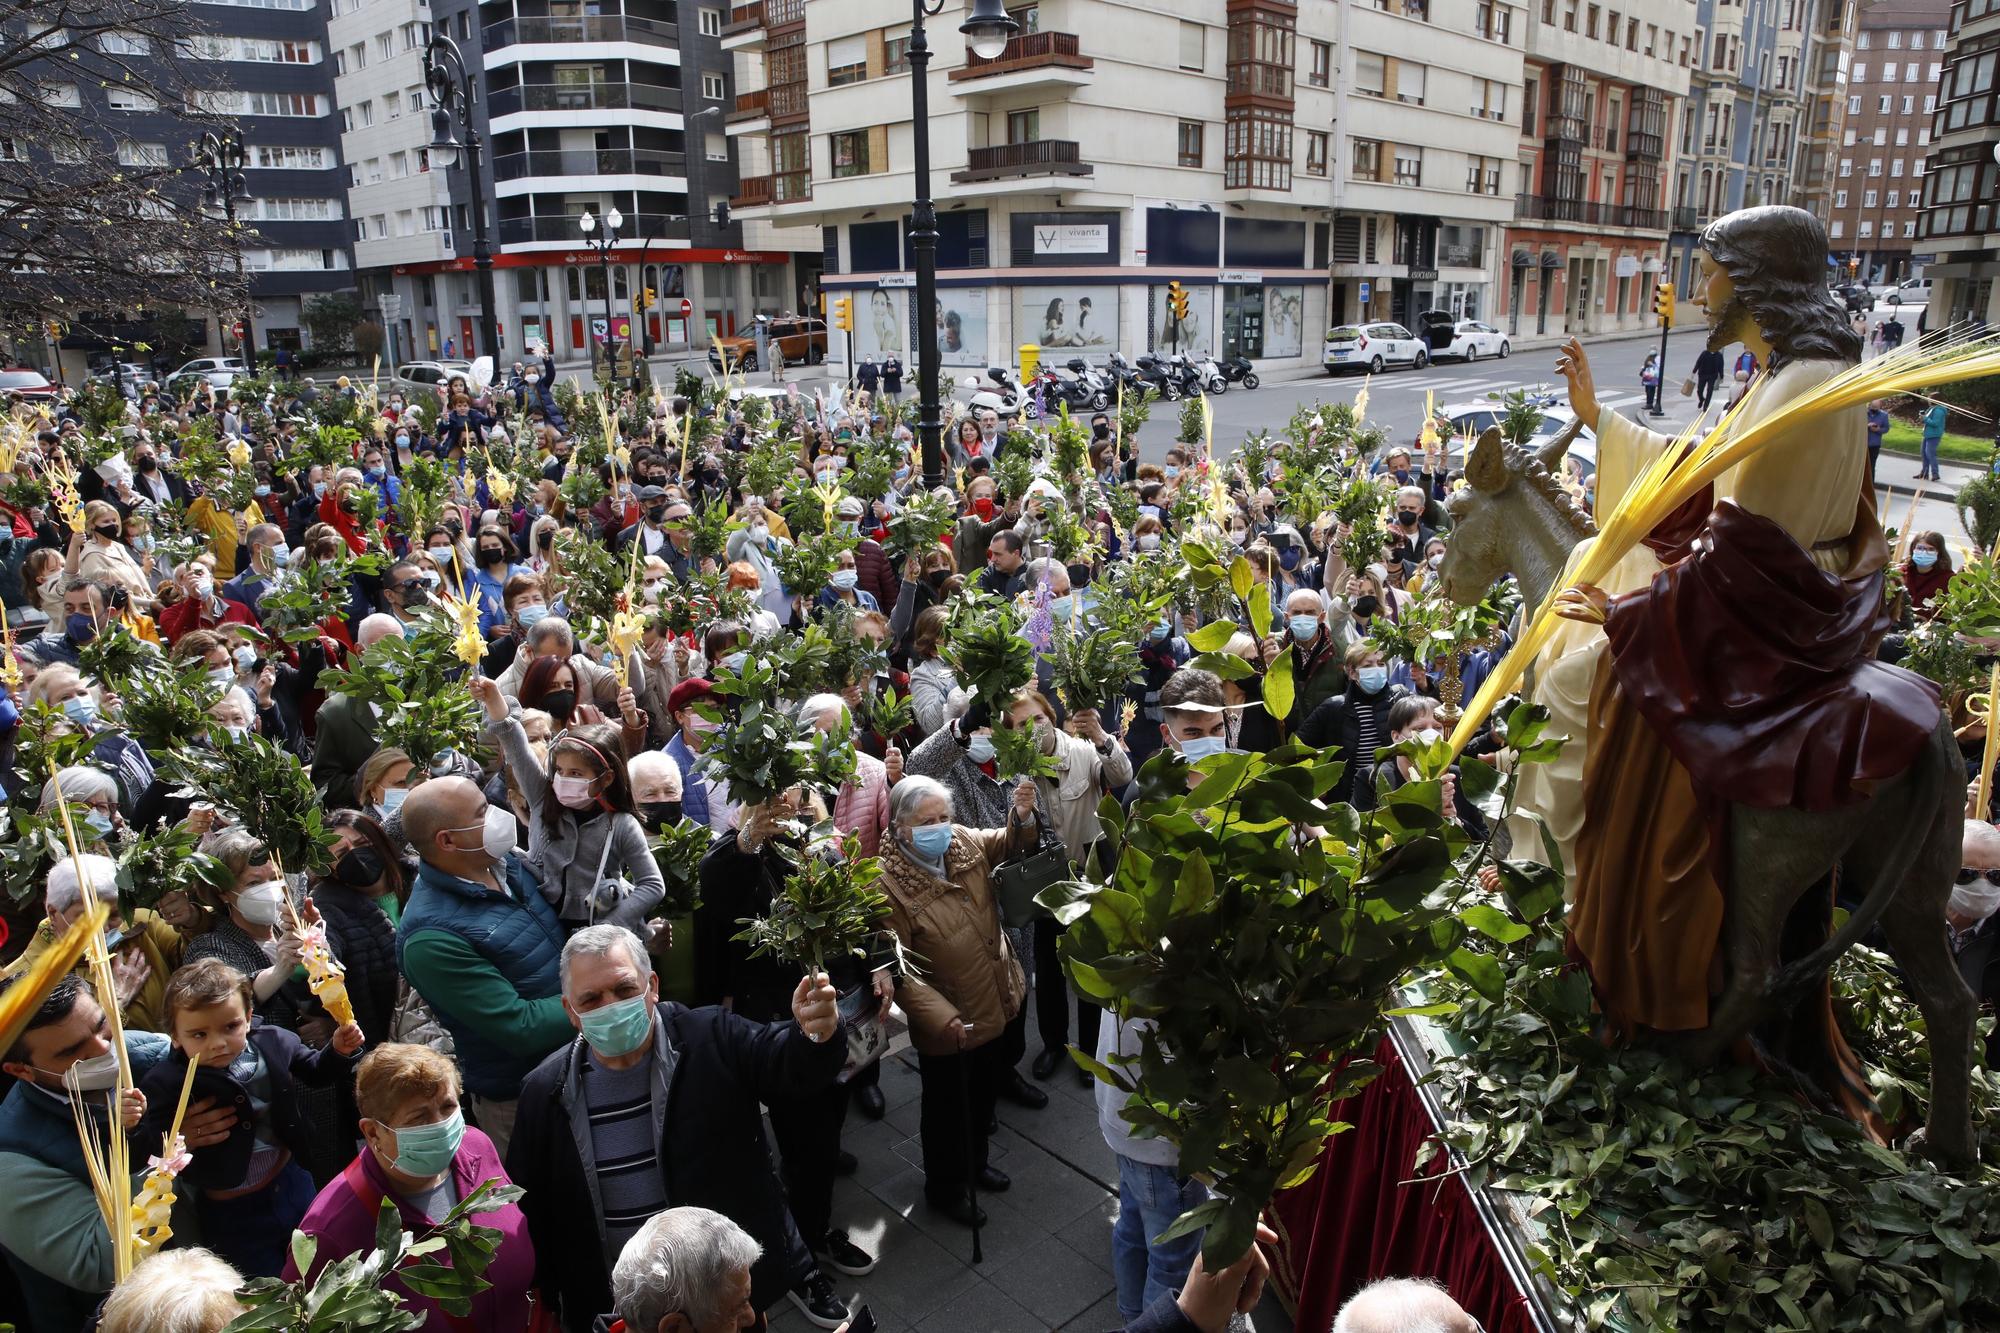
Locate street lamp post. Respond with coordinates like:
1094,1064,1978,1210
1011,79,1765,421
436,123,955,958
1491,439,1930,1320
424,35,500,362
579,208,623,398
908,0,1017,489
194,129,255,374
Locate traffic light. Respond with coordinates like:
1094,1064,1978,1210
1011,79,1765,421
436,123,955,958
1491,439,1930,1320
638,287,656,310
832,295,853,332
1652,280,1674,326
712,200,731,229
1167,281,1190,321
1848,255,1861,275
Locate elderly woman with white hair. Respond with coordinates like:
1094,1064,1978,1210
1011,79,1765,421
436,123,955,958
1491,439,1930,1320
611,1206,762,1333
97,1249,246,1333
878,771,1038,1227
0,851,185,1033
25,664,157,811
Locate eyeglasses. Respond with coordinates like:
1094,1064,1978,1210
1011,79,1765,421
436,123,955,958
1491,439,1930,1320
1958,867,2000,888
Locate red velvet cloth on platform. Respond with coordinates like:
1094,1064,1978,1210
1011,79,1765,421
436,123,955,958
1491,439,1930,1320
1267,1037,1536,1333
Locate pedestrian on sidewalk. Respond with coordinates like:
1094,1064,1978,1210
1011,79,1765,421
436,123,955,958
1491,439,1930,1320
1639,352,1661,413
1866,398,1890,488
1885,315,1908,351
1693,346,1724,411
1919,397,1948,481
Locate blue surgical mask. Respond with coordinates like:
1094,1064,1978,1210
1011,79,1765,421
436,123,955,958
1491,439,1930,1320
313,481,328,498
395,435,411,448
365,467,384,481
65,613,98,645
966,734,996,764
909,821,954,859
381,1108,465,1178
62,695,99,727
1913,549,1939,570
722,651,748,674
234,646,257,674
1356,666,1389,693
578,993,655,1058
831,568,859,590
1164,465,1180,479
84,809,116,840
1049,595,1073,622
1178,734,1227,762
378,786,408,816
254,483,271,497
1289,614,1320,642
516,603,549,627
1148,623,1172,642
428,546,455,567
273,547,291,568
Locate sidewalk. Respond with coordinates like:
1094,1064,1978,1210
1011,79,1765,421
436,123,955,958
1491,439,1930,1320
765,993,1295,1332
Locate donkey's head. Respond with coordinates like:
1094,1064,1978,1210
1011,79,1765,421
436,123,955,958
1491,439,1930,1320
1436,423,1596,608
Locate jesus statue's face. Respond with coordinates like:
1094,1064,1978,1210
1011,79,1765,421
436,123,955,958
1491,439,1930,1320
1693,254,1749,355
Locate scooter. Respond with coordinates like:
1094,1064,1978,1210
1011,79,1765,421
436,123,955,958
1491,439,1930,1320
1191,354,1228,396
962,366,1031,421
1061,358,1115,411
1218,355,1260,389
1132,353,1181,400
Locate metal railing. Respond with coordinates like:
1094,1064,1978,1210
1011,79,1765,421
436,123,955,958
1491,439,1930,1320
486,80,682,116
1513,192,1668,231
482,14,677,46
492,147,687,181
497,211,689,244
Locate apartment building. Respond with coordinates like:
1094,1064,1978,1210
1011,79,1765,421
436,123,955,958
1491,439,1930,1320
1829,0,1950,283
1917,0,2000,322
723,0,1340,370
1506,0,1695,339
380,0,816,367
1667,0,1815,294
329,0,462,362
1793,0,1856,228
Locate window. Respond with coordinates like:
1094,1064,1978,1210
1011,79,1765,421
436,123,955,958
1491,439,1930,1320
99,31,150,54
1356,51,1385,97
1393,146,1423,185
827,35,866,84
107,88,157,111
1869,157,1883,176
1180,20,1203,71
1472,78,1506,119
384,91,401,119
1887,190,1900,208
349,42,365,70
1857,30,1870,49
1830,220,1844,238
1224,105,1291,189
1476,1,1511,42
698,7,721,36
1396,63,1426,105
375,33,393,59
398,210,415,236
333,48,346,74
702,72,725,100
1874,127,1886,145
1587,2,1599,37
51,139,87,164
365,158,382,184
1465,154,1501,194
1854,62,1867,82
1308,39,1330,87
1878,95,1891,113
1864,188,1878,206
884,28,912,70
1835,189,1848,207
1848,94,1861,113
370,214,386,238
399,22,428,50
1844,128,1857,146
1902,95,1914,114
389,150,408,178
357,100,374,127
1304,130,1327,175
423,206,448,231
830,129,871,177
39,83,80,107
1889,29,1902,48
1913,31,1925,49
1896,128,1908,145
1178,119,1203,167
1840,157,1852,177
1352,137,1382,180
1892,158,1904,177
250,144,330,169
1859,220,1875,238
1006,107,1039,142
1522,77,1537,135
115,140,169,166
705,131,726,161
1904,219,1918,238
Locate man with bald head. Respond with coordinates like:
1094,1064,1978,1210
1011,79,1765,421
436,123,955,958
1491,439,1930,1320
307,613,406,805
396,776,570,1155
1331,1278,1481,1333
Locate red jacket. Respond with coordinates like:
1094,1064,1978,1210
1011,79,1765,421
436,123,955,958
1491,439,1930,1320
852,538,900,612
318,490,375,555
159,593,258,646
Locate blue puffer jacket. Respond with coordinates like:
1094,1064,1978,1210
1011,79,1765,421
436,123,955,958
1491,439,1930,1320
396,853,571,1099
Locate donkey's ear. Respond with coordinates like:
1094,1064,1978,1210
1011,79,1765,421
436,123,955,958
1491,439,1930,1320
1536,417,1584,476
1467,427,1509,493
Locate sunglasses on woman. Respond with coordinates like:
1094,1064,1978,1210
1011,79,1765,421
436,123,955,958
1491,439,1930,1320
1956,867,2000,888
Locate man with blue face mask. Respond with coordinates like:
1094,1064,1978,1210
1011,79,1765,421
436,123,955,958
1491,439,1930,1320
1299,644,1411,809
1283,587,1347,726
222,523,289,615
509,924,844,1331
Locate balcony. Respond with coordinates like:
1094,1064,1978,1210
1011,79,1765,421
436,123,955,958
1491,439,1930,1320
770,81,808,122
720,2,766,50
492,147,687,182
486,80,682,118
1671,205,1699,230
1625,128,1664,161
950,139,1093,184
1513,192,1668,232
727,87,770,135
730,171,809,209
497,212,689,245
481,14,677,48
949,31,1094,93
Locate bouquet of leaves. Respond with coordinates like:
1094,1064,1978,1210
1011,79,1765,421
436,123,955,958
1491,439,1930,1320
942,591,1036,712
773,531,851,604
1116,385,1152,451
695,659,858,807
551,526,626,627
993,450,1037,507
735,825,888,976
115,658,225,754
114,823,231,917
1047,622,1144,718
1333,473,1389,575
292,421,363,478
165,730,337,875
224,1181,523,1332
820,604,888,691
259,550,389,645
1,472,48,516
685,495,735,564
648,817,712,918
882,488,957,565
76,619,160,692
1044,503,1097,565
860,687,915,743
740,434,798,503
1048,405,1091,483
845,441,899,503
71,380,129,436
991,715,1060,782
316,610,483,770
397,453,453,545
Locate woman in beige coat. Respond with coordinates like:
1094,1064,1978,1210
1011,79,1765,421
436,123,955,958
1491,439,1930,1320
67,500,156,612
877,772,1036,1227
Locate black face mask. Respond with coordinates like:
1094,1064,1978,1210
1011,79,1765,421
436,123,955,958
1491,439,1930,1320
94,525,120,541
925,569,949,592
638,799,682,833
333,847,386,889
480,546,504,564
1397,509,1422,527
645,505,668,525
541,688,577,721
137,456,158,473
1352,595,1380,619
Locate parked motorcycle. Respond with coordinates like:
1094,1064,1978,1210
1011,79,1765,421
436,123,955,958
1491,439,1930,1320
1132,353,1181,400
963,366,1032,421
1218,355,1260,390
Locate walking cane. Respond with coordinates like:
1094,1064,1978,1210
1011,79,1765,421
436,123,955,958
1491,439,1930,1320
958,1022,983,1264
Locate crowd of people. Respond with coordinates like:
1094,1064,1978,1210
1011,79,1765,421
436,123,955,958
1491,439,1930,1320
0,348,1979,1333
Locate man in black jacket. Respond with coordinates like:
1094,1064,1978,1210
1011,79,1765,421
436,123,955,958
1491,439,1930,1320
1298,643,1410,810
507,923,845,1333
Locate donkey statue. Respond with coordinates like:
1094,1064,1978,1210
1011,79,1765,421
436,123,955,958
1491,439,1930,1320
1435,425,1978,1169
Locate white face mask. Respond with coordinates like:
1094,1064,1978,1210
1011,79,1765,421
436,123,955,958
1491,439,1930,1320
42,1049,122,1093
1415,727,1442,745
1952,875,2000,922
235,881,288,926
